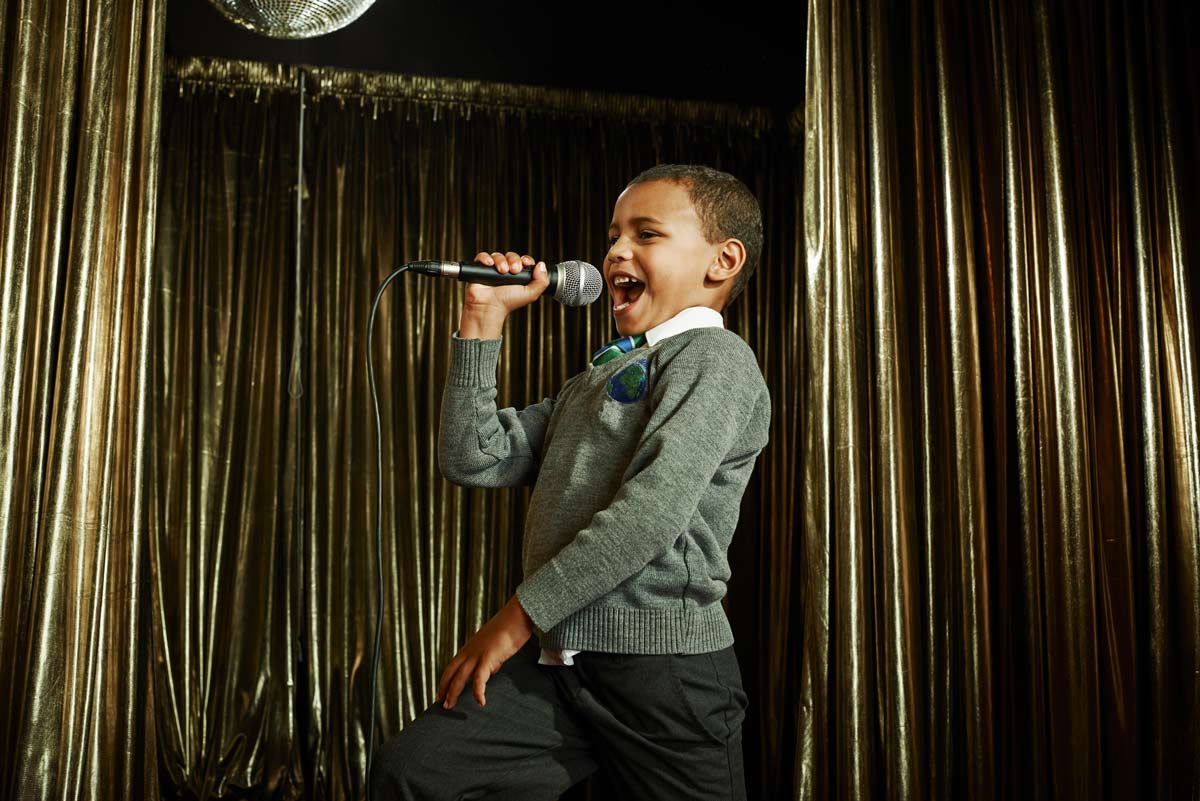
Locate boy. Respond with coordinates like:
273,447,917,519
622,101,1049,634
372,164,770,800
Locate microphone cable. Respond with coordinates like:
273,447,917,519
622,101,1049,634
361,257,596,798
364,263,410,801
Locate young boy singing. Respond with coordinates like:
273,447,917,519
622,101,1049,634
372,164,770,800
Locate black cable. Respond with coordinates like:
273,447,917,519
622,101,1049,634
364,263,410,801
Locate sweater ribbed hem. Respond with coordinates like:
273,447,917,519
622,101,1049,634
448,332,503,387
531,602,733,655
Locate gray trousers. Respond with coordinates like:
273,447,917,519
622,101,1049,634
370,636,749,801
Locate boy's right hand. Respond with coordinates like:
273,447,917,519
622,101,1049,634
463,250,550,317
457,250,550,339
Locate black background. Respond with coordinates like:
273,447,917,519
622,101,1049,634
166,0,803,111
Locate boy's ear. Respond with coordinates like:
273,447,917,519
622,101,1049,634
706,238,746,286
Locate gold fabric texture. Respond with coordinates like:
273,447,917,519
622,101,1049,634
0,0,1197,797
153,57,783,800
799,0,1199,799
0,0,165,797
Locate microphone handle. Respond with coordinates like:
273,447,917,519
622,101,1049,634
453,261,547,286
407,259,563,293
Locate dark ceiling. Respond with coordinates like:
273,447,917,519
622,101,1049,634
165,0,803,111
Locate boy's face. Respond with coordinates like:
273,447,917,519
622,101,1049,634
604,180,726,336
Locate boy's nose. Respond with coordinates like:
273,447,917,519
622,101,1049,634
606,239,632,261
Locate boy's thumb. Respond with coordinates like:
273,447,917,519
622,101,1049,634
530,262,549,294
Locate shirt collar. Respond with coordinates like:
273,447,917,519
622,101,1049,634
644,306,725,346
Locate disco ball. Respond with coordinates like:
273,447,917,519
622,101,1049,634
207,0,378,39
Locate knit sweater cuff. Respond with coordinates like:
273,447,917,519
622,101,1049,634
515,569,562,633
449,331,503,387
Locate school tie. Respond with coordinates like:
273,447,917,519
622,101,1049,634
589,332,647,368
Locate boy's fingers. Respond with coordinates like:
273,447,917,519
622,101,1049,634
435,661,451,697
529,262,549,295
444,682,460,708
436,659,458,702
477,250,538,273
443,659,473,709
474,671,489,707
436,661,453,700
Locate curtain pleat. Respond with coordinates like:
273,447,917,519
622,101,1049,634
0,0,165,797
151,85,305,799
800,0,1200,799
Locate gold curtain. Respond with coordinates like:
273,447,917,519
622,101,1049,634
802,0,1199,800
155,58,788,800
159,0,1200,791
0,0,165,798
3,0,1197,794
153,4,1200,794
152,81,306,797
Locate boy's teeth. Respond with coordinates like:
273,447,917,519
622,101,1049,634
613,300,631,311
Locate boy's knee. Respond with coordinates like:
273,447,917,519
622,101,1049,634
370,732,437,801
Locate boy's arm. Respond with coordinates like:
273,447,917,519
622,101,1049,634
438,332,561,488
514,333,771,633
438,250,555,488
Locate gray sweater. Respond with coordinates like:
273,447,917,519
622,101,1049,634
439,325,771,654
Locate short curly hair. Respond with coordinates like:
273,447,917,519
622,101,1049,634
626,164,763,309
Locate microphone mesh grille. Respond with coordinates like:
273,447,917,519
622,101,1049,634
557,261,604,306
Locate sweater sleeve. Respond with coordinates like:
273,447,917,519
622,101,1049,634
437,331,558,488
515,333,770,632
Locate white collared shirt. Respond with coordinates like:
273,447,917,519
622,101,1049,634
538,305,726,667
643,305,725,346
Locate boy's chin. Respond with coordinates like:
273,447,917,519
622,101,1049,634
613,316,643,337
613,308,665,337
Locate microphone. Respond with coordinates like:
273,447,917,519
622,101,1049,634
406,259,604,306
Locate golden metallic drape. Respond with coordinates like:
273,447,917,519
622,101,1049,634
802,0,1199,799
2,0,1197,796
152,84,305,798
0,0,165,797
155,57,786,800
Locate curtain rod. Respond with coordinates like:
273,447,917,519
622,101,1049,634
164,55,779,132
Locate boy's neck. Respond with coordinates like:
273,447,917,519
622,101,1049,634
637,306,725,347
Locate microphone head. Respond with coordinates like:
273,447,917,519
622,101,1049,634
554,260,604,306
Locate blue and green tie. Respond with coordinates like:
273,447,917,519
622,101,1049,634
589,332,647,368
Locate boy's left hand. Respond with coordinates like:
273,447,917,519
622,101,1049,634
436,594,535,710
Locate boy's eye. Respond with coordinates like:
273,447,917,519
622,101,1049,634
606,231,656,246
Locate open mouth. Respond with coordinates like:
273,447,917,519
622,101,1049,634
611,275,645,314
